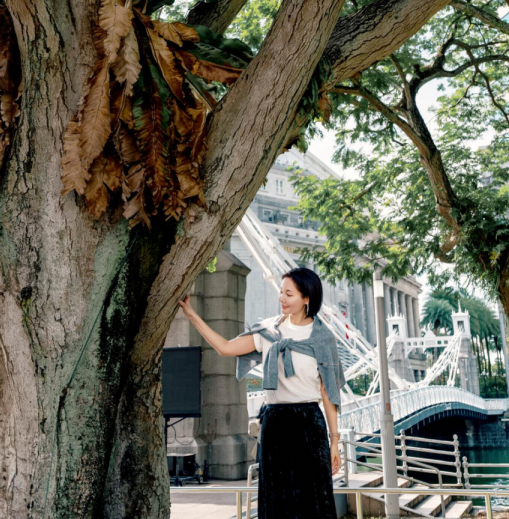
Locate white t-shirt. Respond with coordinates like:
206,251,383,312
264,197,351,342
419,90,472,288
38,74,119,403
253,315,323,404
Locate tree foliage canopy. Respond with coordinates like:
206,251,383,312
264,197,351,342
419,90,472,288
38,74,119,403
291,1,509,306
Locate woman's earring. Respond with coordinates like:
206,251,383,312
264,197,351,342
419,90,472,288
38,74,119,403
305,303,309,315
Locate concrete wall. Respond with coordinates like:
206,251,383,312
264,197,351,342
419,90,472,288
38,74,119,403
165,251,256,479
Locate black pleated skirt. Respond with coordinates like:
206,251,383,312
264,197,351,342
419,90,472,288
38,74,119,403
257,401,337,519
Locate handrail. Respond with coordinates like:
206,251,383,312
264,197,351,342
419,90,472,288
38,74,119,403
355,431,458,446
172,486,508,519
463,456,509,490
355,429,463,485
341,438,447,515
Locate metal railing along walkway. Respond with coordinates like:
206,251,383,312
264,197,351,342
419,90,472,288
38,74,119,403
172,486,509,519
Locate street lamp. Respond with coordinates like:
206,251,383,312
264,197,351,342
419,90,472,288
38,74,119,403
373,271,399,519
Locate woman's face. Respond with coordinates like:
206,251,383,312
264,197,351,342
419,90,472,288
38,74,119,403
279,277,309,315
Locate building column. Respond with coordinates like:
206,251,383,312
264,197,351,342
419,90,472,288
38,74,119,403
390,287,398,314
364,282,376,345
412,298,421,337
406,294,416,338
383,283,392,336
166,251,255,479
398,291,409,337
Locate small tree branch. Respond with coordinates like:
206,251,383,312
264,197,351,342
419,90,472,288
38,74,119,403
452,39,509,126
337,181,378,213
390,54,413,108
186,0,248,34
332,84,428,155
451,0,509,36
412,48,509,93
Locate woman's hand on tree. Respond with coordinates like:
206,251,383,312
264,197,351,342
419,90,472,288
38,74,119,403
178,294,196,320
330,443,340,476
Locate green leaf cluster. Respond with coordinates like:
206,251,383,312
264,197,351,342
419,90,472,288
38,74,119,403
292,1,509,303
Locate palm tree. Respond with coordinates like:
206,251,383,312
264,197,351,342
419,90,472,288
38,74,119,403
421,299,454,335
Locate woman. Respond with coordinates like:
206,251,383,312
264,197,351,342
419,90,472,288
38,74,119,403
178,267,344,519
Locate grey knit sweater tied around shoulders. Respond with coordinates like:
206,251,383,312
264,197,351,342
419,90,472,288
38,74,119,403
235,314,346,412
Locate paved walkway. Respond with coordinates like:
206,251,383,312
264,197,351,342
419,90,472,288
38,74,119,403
170,474,349,519
170,479,253,519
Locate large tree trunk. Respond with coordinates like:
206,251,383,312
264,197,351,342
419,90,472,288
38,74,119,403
0,1,176,517
0,0,457,517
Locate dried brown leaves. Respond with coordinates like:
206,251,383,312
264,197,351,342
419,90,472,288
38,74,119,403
61,3,243,228
0,6,21,175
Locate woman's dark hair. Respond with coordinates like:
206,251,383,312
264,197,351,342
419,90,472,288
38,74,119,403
282,267,323,318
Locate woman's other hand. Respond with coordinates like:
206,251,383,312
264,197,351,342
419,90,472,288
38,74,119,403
330,443,340,476
178,294,196,320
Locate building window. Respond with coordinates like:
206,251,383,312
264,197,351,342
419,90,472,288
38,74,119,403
262,209,273,222
279,212,289,223
392,324,400,335
276,179,284,194
414,370,420,381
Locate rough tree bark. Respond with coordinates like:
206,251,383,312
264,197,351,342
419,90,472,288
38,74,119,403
186,0,247,33
0,0,454,517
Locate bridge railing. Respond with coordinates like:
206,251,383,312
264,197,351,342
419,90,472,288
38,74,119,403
338,386,509,435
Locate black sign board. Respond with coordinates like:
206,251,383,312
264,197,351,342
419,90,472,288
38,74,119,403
161,346,202,418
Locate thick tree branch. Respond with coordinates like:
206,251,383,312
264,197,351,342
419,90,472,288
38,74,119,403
186,0,247,34
451,0,509,35
323,0,453,83
131,0,347,367
284,0,453,149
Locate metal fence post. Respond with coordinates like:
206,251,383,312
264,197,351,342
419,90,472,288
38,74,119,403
355,490,364,519
486,493,493,519
400,429,408,478
453,434,462,486
340,428,357,474
237,489,243,519
463,456,470,489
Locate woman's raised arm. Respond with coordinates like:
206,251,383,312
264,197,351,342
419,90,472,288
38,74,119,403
178,294,256,356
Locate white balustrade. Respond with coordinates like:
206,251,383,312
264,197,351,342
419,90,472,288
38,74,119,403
337,386,509,435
